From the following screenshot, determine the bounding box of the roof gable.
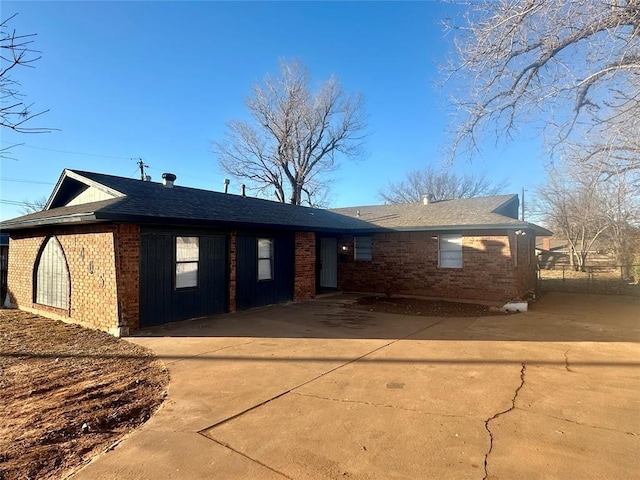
[46,169,125,209]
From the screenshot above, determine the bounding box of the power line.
[0,199,37,206]
[21,144,131,160]
[0,177,55,185]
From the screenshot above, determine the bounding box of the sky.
[0,1,549,221]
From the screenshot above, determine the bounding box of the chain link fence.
[538,265,640,296]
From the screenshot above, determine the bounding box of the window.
[354,236,373,260]
[176,236,199,288]
[35,237,69,309]
[439,234,462,268]
[257,238,273,280]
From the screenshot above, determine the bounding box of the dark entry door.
[139,230,228,327]
[319,237,338,288]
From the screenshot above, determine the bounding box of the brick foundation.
[294,231,316,301]
[338,231,537,302]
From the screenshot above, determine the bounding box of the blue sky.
[0,1,547,221]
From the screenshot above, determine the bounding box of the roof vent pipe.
[224,178,230,194]
[241,184,246,197]
[162,173,176,188]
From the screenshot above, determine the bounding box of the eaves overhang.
[1,213,103,232]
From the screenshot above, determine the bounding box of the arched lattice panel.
[34,236,70,309]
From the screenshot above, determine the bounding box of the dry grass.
[0,310,169,480]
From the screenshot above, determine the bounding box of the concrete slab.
[76,429,287,480]
[203,393,488,480]
[72,292,640,480]
[488,409,639,480]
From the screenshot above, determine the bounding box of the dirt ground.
[0,309,169,480]
[349,295,515,317]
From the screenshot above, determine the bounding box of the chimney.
[422,194,431,205]
[162,173,176,188]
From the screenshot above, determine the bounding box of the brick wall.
[338,231,536,302]
[294,231,316,301]
[7,224,142,335]
[113,224,140,333]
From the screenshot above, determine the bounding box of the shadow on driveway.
[134,291,640,343]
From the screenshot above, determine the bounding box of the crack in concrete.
[201,434,293,479]
[520,408,638,436]
[564,347,575,373]
[483,363,526,480]
[292,391,469,419]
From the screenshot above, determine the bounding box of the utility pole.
[134,158,148,181]
[521,187,525,221]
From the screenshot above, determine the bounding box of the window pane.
[176,261,198,288]
[258,238,273,259]
[440,251,462,268]
[176,236,199,261]
[440,235,462,250]
[354,236,373,260]
[258,258,272,280]
[439,234,462,268]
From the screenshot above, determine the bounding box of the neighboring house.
[535,237,618,268]
[1,169,551,336]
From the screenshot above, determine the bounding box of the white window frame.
[257,238,274,281]
[175,236,199,289]
[439,234,462,268]
[354,236,373,261]
[35,236,70,309]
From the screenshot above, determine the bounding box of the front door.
[319,237,338,288]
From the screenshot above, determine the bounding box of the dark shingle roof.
[1,169,552,235]
[1,170,377,233]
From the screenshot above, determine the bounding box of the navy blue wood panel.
[139,229,228,327]
[236,232,294,310]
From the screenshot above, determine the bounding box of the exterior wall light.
[341,245,348,251]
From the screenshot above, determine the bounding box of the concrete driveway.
[73,292,639,480]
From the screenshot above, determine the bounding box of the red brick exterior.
[294,231,316,301]
[7,224,140,335]
[338,231,537,302]
[113,224,140,331]
[7,222,536,335]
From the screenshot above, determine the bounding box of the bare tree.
[1,13,50,136]
[379,165,507,203]
[213,60,366,206]
[536,165,611,271]
[596,168,640,268]
[19,195,47,215]
[444,1,640,175]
